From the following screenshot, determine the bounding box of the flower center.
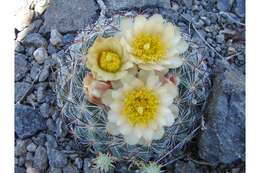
[123,87,160,127]
[132,33,166,63]
[98,51,122,73]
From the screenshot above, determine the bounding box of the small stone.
[234,0,245,18]
[15,82,31,103]
[217,0,234,12]
[15,139,30,156]
[45,134,57,149]
[26,47,35,57]
[47,148,67,168]
[26,167,40,173]
[47,118,56,132]
[216,34,225,43]
[26,152,34,161]
[26,142,37,152]
[62,34,75,44]
[18,157,25,166]
[23,33,48,48]
[55,118,68,138]
[74,157,83,169]
[15,105,47,139]
[15,166,26,173]
[49,167,62,173]
[183,0,192,8]
[83,158,91,173]
[50,29,63,46]
[15,42,25,53]
[63,164,78,173]
[47,43,58,54]
[40,103,51,118]
[16,19,43,42]
[33,146,48,171]
[33,47,48,64]
[15,53,29,81]
[174,161,201,173]
[30,64,41,80]
[36,86,46,102]
[38,67,49,82]
[35,0,50,15]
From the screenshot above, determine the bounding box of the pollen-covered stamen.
[132,33,166,63]
[98,51,122,73]
[123,87,160,127]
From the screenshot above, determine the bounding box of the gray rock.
[15,7,34,31]
[15,42,25,53]
[38,67,49,82]
[47,118,56,132]
[33,146,48,170]
[45,134,58,149]
[198,67,245,165]
[33,47,48,64]
[217,0,234,12]
[36,85,46,102]
[15,139,30,156]
[40,103,51,118]
[47,43,58,54]
[30,64,41,80]
[16,19,43,42]
[216,34,225,43]
[15,105,47,139]
[15,82,31,102]
[234,0,245,17]
[50,29,63,46]
[23,33,48,48]
[55,117,68,138]
[15,53,29,81]
[63,164,78,173]
[103,0,171,11]
[74,157,83,169]
[15,166,26,173]
[83,158,91,173]
[174,161,201,173]
[26,142,37,152]
[26,152,34,161]
[47,148,68,168]
[49,167,62,173]
[183,0,193,8]
[43,0,99,33]
[26,47,36,57]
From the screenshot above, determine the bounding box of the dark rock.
[74,157,83,169]
[15,139,30,156]
[40,103,51,118]
[15,105,47,139]
[234,0,245,17]
[15,42,25,53]
[15,82,31,102]
[55,117,68,138]
[47,148,68,168]
[26,142,37,152]
[217,0,234,12]
[33,146,48,171]
[43,0,99,33]
[15,166,26,173]
[30,64,41,81]
[62,34,75,44]
[83,158,91,173]
[198,67,245,165]
[63,164,78,173]
[47,43,58,54]
[103,0,171,11]
[15,53,29,81]
[38,67,49,82]
[174,161,201,173]
[23,33,48,48]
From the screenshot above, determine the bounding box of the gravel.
[33,146,48,170]
[15,82,31,102]
[23,33,48,48]
[50,29,63,46]
[47,148,68,168]
[15,105,47,139]
[33,47,48,64]
[15,53,29,81]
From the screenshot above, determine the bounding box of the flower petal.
[124,133,140,145]
[153,127,165,140]
[106,122,120,135]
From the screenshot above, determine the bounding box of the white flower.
[120,14,188,71]
[86,36,135,81]
[102,70,179,145]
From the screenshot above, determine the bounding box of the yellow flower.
[86,36,135,81]
[120,14,188,71]
[102,70,179,145]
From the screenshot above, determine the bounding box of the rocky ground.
[15,0,245,172]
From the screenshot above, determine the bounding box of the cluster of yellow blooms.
[83,14,188,145]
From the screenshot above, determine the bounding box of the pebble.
[40,103,51,118]
[55,118,68,138]
[38,67,49,82]
[47,118,56,132]
[83,158,91,173]
[34,0,50,15]
[47,43,58,54]
[216,34,225,43]
[23,33,48,48]
[15,53,29,81]
[15,139,30,156]
[26,47,35,57]
[33,47,48,64]
[15,166,26,173]
[47,148,68,168]
[234,0,245,18]
[15,42,25,53]
[49,167,62,173]
[62,34,75,44]
[217,0,234,12]
[30,64,41,80]
[74,157,83,169]
[26,152,34,161]
[15,8,34,31]
[63,164,78,173]
[33,146,48,171]
[26,142,37,152]
[50,29,63,46]
[15,82,31,103]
